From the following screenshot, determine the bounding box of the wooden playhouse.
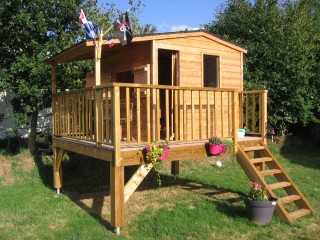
[45,30,313,234]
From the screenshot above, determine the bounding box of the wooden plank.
[110,164,125,228]
[252,93,256,133]
[113,86,122,166]
[214,91,217,135]
[206,91,210,139]
[232,91,239,151]
[53,147,64,189]
[136,89,141,143]
[53,137,113,161]
[146,88,151,142]
[124,163,153,203]
[156,89,160,140]
[174,90,179,140]
[220,92,224,137]
[199,91,203,139]
[261,91,268,144]
[183,90,187,140]
[191,91,195,139]
[105,88,110,143]
[171,161,180,175]
[228,92,232,136]
[287,209,312,222]
[125,88,130,143]
[165,89,170,139]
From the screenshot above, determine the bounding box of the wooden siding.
[155,35,243,91]
[100,41,152,75]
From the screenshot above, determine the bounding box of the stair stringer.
[236,141,314,223]
[259,142,315,215]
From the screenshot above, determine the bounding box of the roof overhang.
[45,30,247,65]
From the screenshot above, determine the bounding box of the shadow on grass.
[279,136,320,169]
[55,156,247,231]
[33,151,54,188]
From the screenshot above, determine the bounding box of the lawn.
[0,137,319,239]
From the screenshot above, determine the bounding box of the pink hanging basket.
[208,142,226,155]
[145,146,171,161]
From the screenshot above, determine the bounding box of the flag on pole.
[113,12,133,46]
[79,9,100,40]
[107,37,115,48]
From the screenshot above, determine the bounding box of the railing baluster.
[183,90,187,141]
[206,91,210,139]
[146,88,151,142]
[199,90,203,139]
[165,89,169,140]
[136,88,141,143]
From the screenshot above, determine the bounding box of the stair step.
[243,146,265,152]
[278,195,301,204]
[287,209,312,221]
[251,157,273,164]
[268,181,292,190]
[260,169,282,176]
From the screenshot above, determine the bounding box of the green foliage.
[146,140,170,186]
[208,136,224,145]
[205,0,320,134]
[0,0,154,153]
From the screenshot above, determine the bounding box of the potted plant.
[208,136,226,155]
[145,139,170,186]
[244,182,277,225]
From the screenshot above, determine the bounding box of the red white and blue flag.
[79,9,100,40]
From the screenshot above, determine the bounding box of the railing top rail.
[94,82,238,92]
[55,87,94,96]
[239,90,268,94]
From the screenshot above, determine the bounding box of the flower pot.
[208,142,226,155]
[244,198,277,225]
[158,148,170,161]
[145,146,170,161]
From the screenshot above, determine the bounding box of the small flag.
[113,12,133,46]
[79,9,100,40]
[107,37,114,48]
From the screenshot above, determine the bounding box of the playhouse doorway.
[158,49,179,139]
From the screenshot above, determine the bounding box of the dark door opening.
[158,49,178,139]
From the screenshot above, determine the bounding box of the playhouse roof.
[45,30,247,65]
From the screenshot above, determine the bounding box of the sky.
[99,0,226,32]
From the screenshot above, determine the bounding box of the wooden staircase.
[236,140,314,223]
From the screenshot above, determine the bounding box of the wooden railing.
[53,83,242,146]
[239,90,268,140]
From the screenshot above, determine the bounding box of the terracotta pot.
[208,142,226,155]
[244,198,277,225]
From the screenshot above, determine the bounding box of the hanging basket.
[145,146,171,161]
[244,198,277,225]
[208,142,226,155]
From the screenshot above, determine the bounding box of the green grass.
[0,137,319,239]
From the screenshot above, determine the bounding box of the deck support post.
[53,147,64,190]
[110,85,124,230]
[110,163,125,231]
[171,161,180,177]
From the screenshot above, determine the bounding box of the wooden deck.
[52,83,268,233]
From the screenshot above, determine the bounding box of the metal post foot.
[115,227,120,235]
[56,188,61,195]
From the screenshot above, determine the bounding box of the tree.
[0,0,155,154]
[205,0,320,134]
